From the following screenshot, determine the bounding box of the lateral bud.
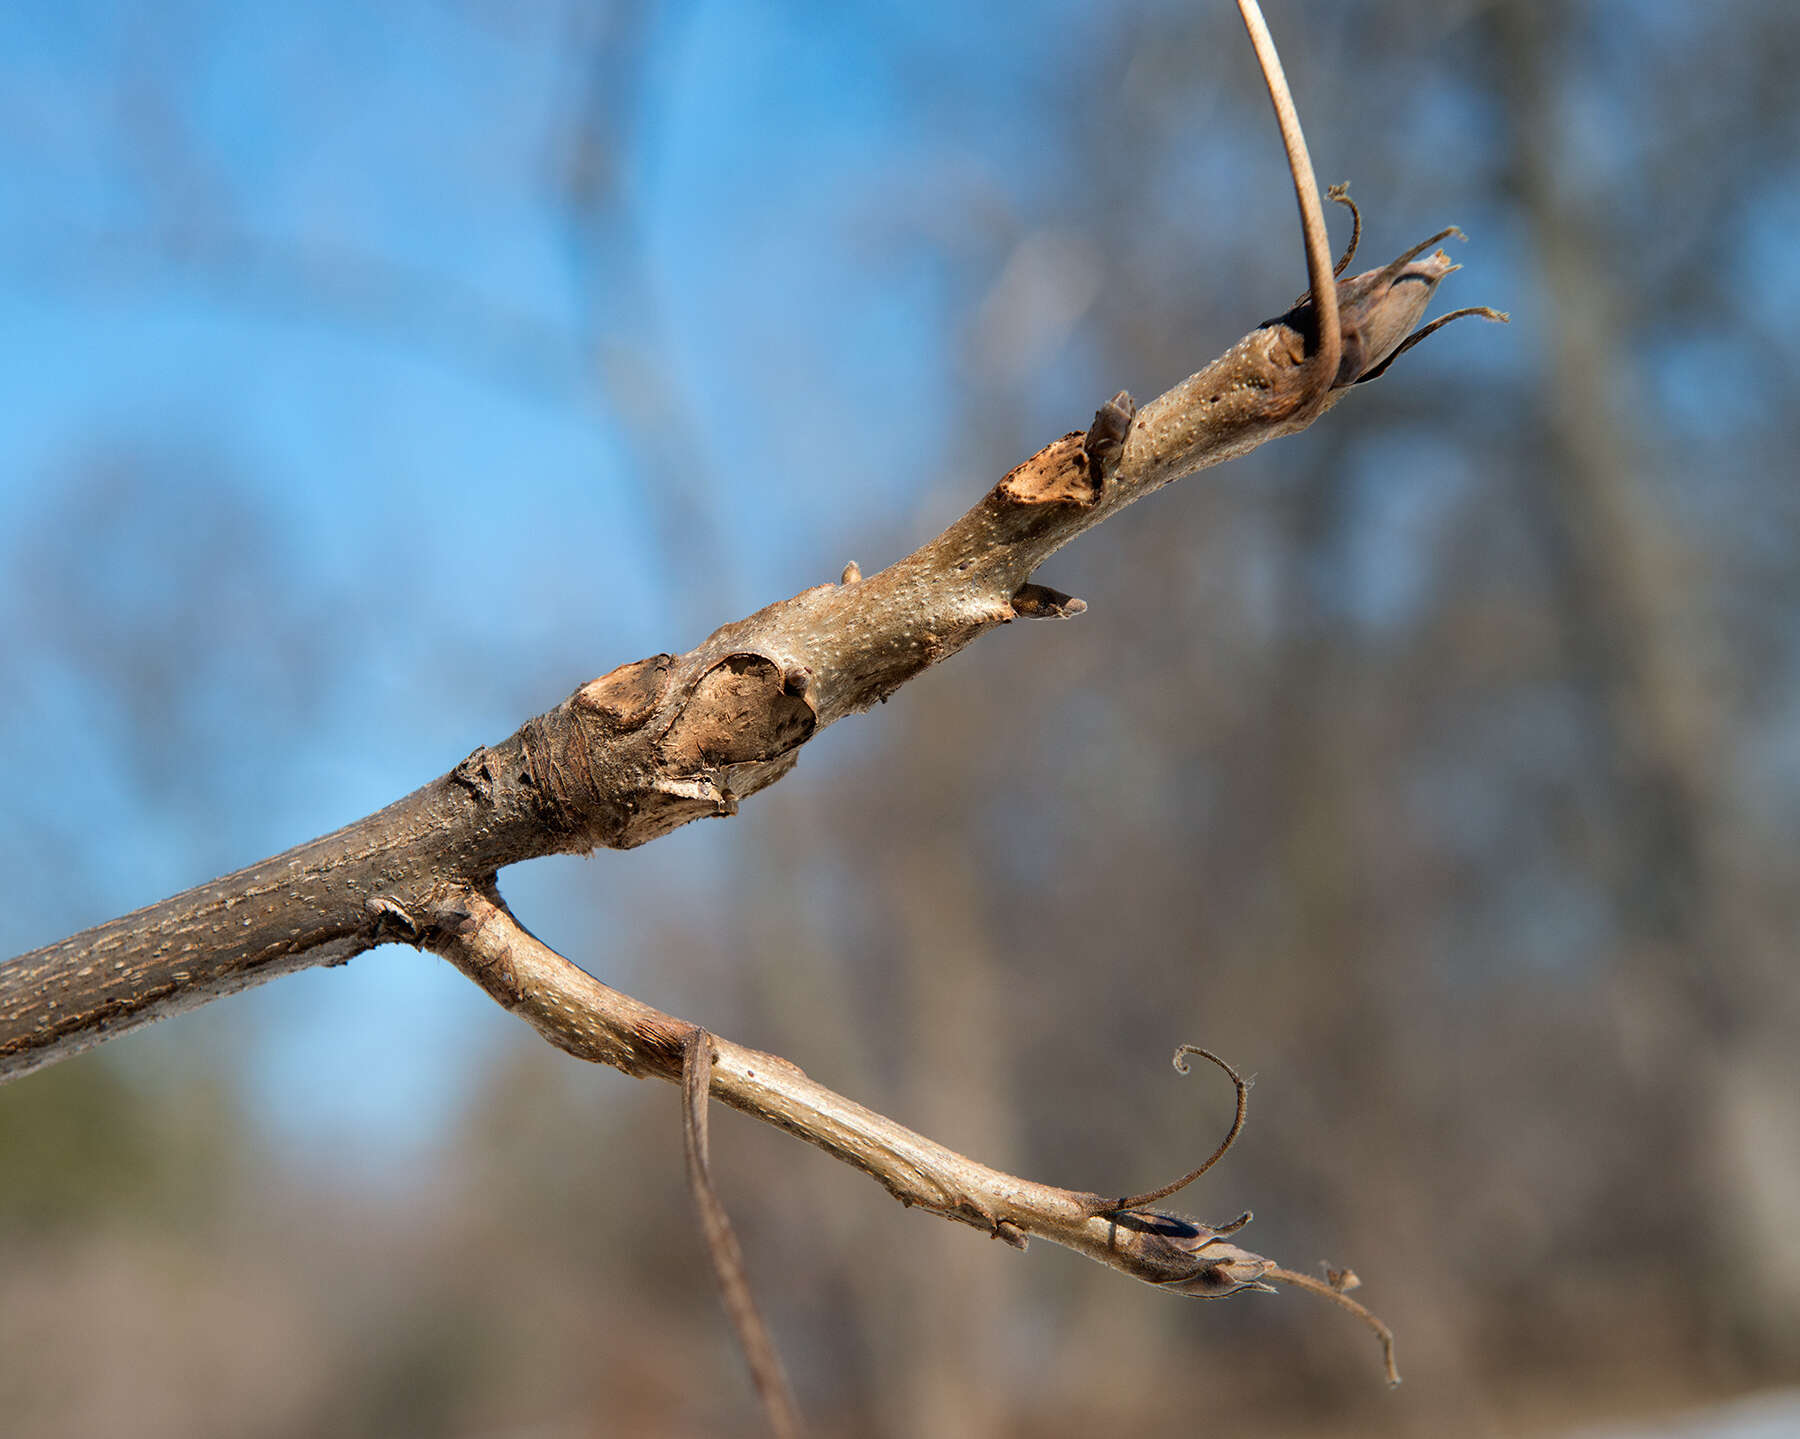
[1099,1209,1277,1298]
[1011,582,1087,620]
[1084,389,1137,484]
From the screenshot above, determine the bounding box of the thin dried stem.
[683,1030,806,1439]
[1265,1265,1401,1387]
[1237,0,1340,400]
[1354,304,1512,384]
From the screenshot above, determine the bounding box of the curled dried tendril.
[1354,302,1512,384]
[1090,1042,1402,1386]
[1329,182,1362,276]
[1093,1045,1252,1217]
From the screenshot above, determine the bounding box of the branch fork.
[420,885,1400,1399]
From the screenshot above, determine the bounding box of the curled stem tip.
[1327,182,1361,276]
[1355,304,1512,385]
[1266,1265,1401,1388]
[1100,1045,1250,1214]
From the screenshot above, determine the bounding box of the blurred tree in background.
[3,1,1797,1435]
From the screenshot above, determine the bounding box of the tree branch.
[0,5,1498,1402]
[0,219,1486,1079]
[418,883,1311,1307]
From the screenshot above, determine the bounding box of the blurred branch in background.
[551,0,741,634]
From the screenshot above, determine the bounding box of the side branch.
[418,885,1329,1310]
